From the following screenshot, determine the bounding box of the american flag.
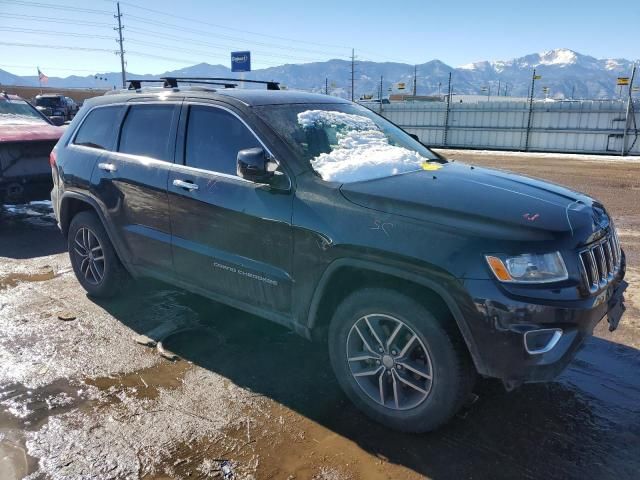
[37,67,48,85]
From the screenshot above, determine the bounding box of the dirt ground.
[1,151,639,480]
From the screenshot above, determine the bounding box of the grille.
[578,228,622,292]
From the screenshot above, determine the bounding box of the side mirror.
[237,147,273,183]
[409,133,420,142]
[50,116,65,126]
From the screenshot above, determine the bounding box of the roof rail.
[161,77,280,90]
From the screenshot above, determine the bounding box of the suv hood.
[0,123,64,143]
[340,162,604,241]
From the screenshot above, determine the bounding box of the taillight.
[49,150,57,167]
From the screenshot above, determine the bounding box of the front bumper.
[460,258,627,385]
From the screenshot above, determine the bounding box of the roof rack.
[161,77,280,90]
[127,79,172,90]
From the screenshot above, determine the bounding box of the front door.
[168,103,294,314]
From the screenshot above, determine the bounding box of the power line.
[0,0,112,15]
[0,12,112,28]
[0,64,105,73]
[124,35,333,64]
[123,14,350,59]
[112,0,350,50]
[0,41,115,53]
[0,26,113,40]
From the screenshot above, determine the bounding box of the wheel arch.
[306,258,483,372]
[59,192,134,275]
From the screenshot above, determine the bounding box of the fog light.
[523,328,562,355]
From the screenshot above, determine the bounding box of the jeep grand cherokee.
[50,79,627,432]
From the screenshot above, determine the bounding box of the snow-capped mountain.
[0,49,635,100]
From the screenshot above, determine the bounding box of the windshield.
[254,103,440,183]
[36,97,63,107]
[0,99,49,125]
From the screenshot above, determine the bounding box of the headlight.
[485,252,568,283]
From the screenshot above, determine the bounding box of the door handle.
[173,179,199,191]
[97,162,117,172]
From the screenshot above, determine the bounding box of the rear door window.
[184,105,261,175]
[73,106,123,150]
[119,104,176,161]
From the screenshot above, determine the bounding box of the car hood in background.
[0,122,64,143]
[340,161,603,242]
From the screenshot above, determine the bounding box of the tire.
[67,210,127,298]
[328,288,475,433]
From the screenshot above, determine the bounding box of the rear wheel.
[328,288,475,432]
[68,210,126,297]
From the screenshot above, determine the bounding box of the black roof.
[96,87,349,108]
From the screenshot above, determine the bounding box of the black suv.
[35,94,79,122]
[50,79,627,432]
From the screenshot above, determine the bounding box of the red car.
[0,92,64,204]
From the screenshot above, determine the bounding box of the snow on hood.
[297,109,428,183]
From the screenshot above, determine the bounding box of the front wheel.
[68,210,127,298]
[328,288,475,432]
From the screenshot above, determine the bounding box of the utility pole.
[524,68,539,151]
[115,2,126,89]
[379,75,383,114]
[497,80,501,98]
[325,77,329,95]
[350,48,355,102]
[622,62,637,156]
[443,72,452,146]
[413,65,417,96]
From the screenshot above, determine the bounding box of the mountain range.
[0,49,636,99]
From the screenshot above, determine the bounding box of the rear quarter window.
[73,106,123,150]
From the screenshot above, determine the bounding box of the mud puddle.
[0,265,59,290]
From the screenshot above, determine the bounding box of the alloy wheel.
[73,227,105,285]
[346,313,434,410]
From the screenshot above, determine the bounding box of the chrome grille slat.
[578,228,621,293]
[603,240,613,276]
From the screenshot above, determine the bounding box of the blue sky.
[1,0,638,78]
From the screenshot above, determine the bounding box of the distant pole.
[524,68,538,151]
[325,77,329,95]
[115,2,126,88]
[438,81,441,96]
[570,84,575,100]
[443,72,452,146]
[350,48,355,102]
[497,80,501,97]
[622,62,637,156]
[413,65,417,96]
[378,75,382,115]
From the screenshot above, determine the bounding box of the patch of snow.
[539,48,578,66]
[297,110,376,131]
[604,59,621,71]
[297,109,427,183]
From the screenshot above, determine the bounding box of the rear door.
[91,101,180,275]
[168,102,294,314]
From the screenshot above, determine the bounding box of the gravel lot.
[1,151,639,479]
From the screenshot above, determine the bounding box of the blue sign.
[231,51,251,72]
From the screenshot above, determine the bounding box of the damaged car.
[1,92,64,204]
[49,78,627,432]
